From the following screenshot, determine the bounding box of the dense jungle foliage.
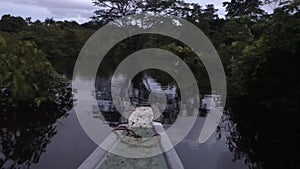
[1,0,299,109]
[0,0,299,168]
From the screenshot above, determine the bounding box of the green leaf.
[36,99,42,107]
[32,83,39,90]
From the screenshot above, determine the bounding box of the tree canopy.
[0,0,299,167]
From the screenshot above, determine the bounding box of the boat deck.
[78,122,183,169]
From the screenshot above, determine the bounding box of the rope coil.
[113,126,161,147]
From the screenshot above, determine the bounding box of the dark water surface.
[0,71,245,169]
[1,69,298,169]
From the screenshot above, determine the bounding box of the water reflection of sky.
[175,116,247,169]
[29,74,248,169]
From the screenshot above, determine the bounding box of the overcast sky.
[0,0,273,24]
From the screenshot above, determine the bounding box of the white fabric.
[128,107,154,128]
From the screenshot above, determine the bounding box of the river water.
[1,68,297,169]
[0,70,248,169]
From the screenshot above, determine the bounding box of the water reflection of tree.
[224,98,300,169]
[95,70,181,125]
[0,98,72,169]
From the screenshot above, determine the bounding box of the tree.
[226,2,300,168]
[25,17,32,25]
[202,4,219,20]
[44,17,55,26]
[92,0,142,22]
[223,0,266,20]
[92,0,183,22]
[0,39,71,108]
[0,14,27,33]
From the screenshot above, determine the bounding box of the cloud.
[0,0,228,23]
[0,0,274,23]
[0,0,97,23]
[16,0,96,10]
